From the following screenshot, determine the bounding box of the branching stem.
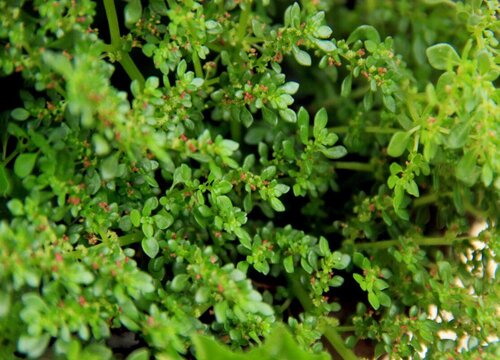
[103,0,145,88]
[354,236,473,250]
[288,273,358,360]
[333,161,373,172]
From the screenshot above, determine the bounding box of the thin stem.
[118,231,143,246]
[230,118,241,143]
[237,2,252,41]
[336,326,356,332]
[330,126,398,135]
[103,0,145,88]
[205,77,220,86]
[120,52,146,88]
[333,161,373,172]
[288,273,358,360]
[192,50,204,79]
[103,0,121,47]
[413,193,439,207]
[2,150,18,166]
[354,236,473,250]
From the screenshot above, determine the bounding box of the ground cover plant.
[0,0,499,359]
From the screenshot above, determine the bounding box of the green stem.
[103,0,145,88]
[192,50,204,79]
[120,52,146,88]
[413,193,439,207]
[103,0,121,47]
[333,161,373,172]
[336,326,356,332]
[237,2,252,41]
[230,119,241,143]
[2,150,18,166]
[354,236,473,250]
[118,231,143,246]
[329,126,398,134]
[205,77,220,86]
[288,273,358,360]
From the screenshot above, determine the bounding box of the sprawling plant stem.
[103,0,145,88]
[289,273,358,360]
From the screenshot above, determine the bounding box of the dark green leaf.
[14,153,37,178]
[0,164,13,197]
[125,0,143,27]
[11,108,30,121]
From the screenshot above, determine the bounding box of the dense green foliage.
[0,0,498,359]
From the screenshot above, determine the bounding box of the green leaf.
[315,25,332,39]
[173,164,192,185]
[279,109,297,123]
[153,212,174,229]
[282,139,296,159]
[125,0,143,27]
[319,237,329,255]
[126,348,150,360]
[382,95,396,112]
[347,25,381,44]
[130,209,141,227]
[214,180,233,195]
[0,164,13,197]
[14,153,38,178]
[281,82,299,95]
[195,287,210,304]
[11,108,30,121]
[321,146,347,159]
[447,122,470,149]
[405,180,419,197]
[92,134,110,156]
[292,46,312,66]
[7,199,24,216]
[378,292,391,307]
[142,223,154,238]
[426,43,460,70]
[171,274,189,292]
[340,75,352,97]
[214,301,228,323]
[18,334,51,358]
[368,291,380,310]
[143,197,159,216]
[482,163,493,186]
[100,154,119,180]
[149,0,168,15]
[193,325,330,360]
[262,107,278,126]
[456,152,479,186]
[387,131,410,157]
[235,228,252,249]
[313,108,328,138]
[297,107,309,144]
[142,237,159,258]
[240,107,254,128]
[283,256,294,273]
[270,197,285,212]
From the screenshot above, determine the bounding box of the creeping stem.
[103,0,145,88]
[288,273,358,360]
[353,236,473,250]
